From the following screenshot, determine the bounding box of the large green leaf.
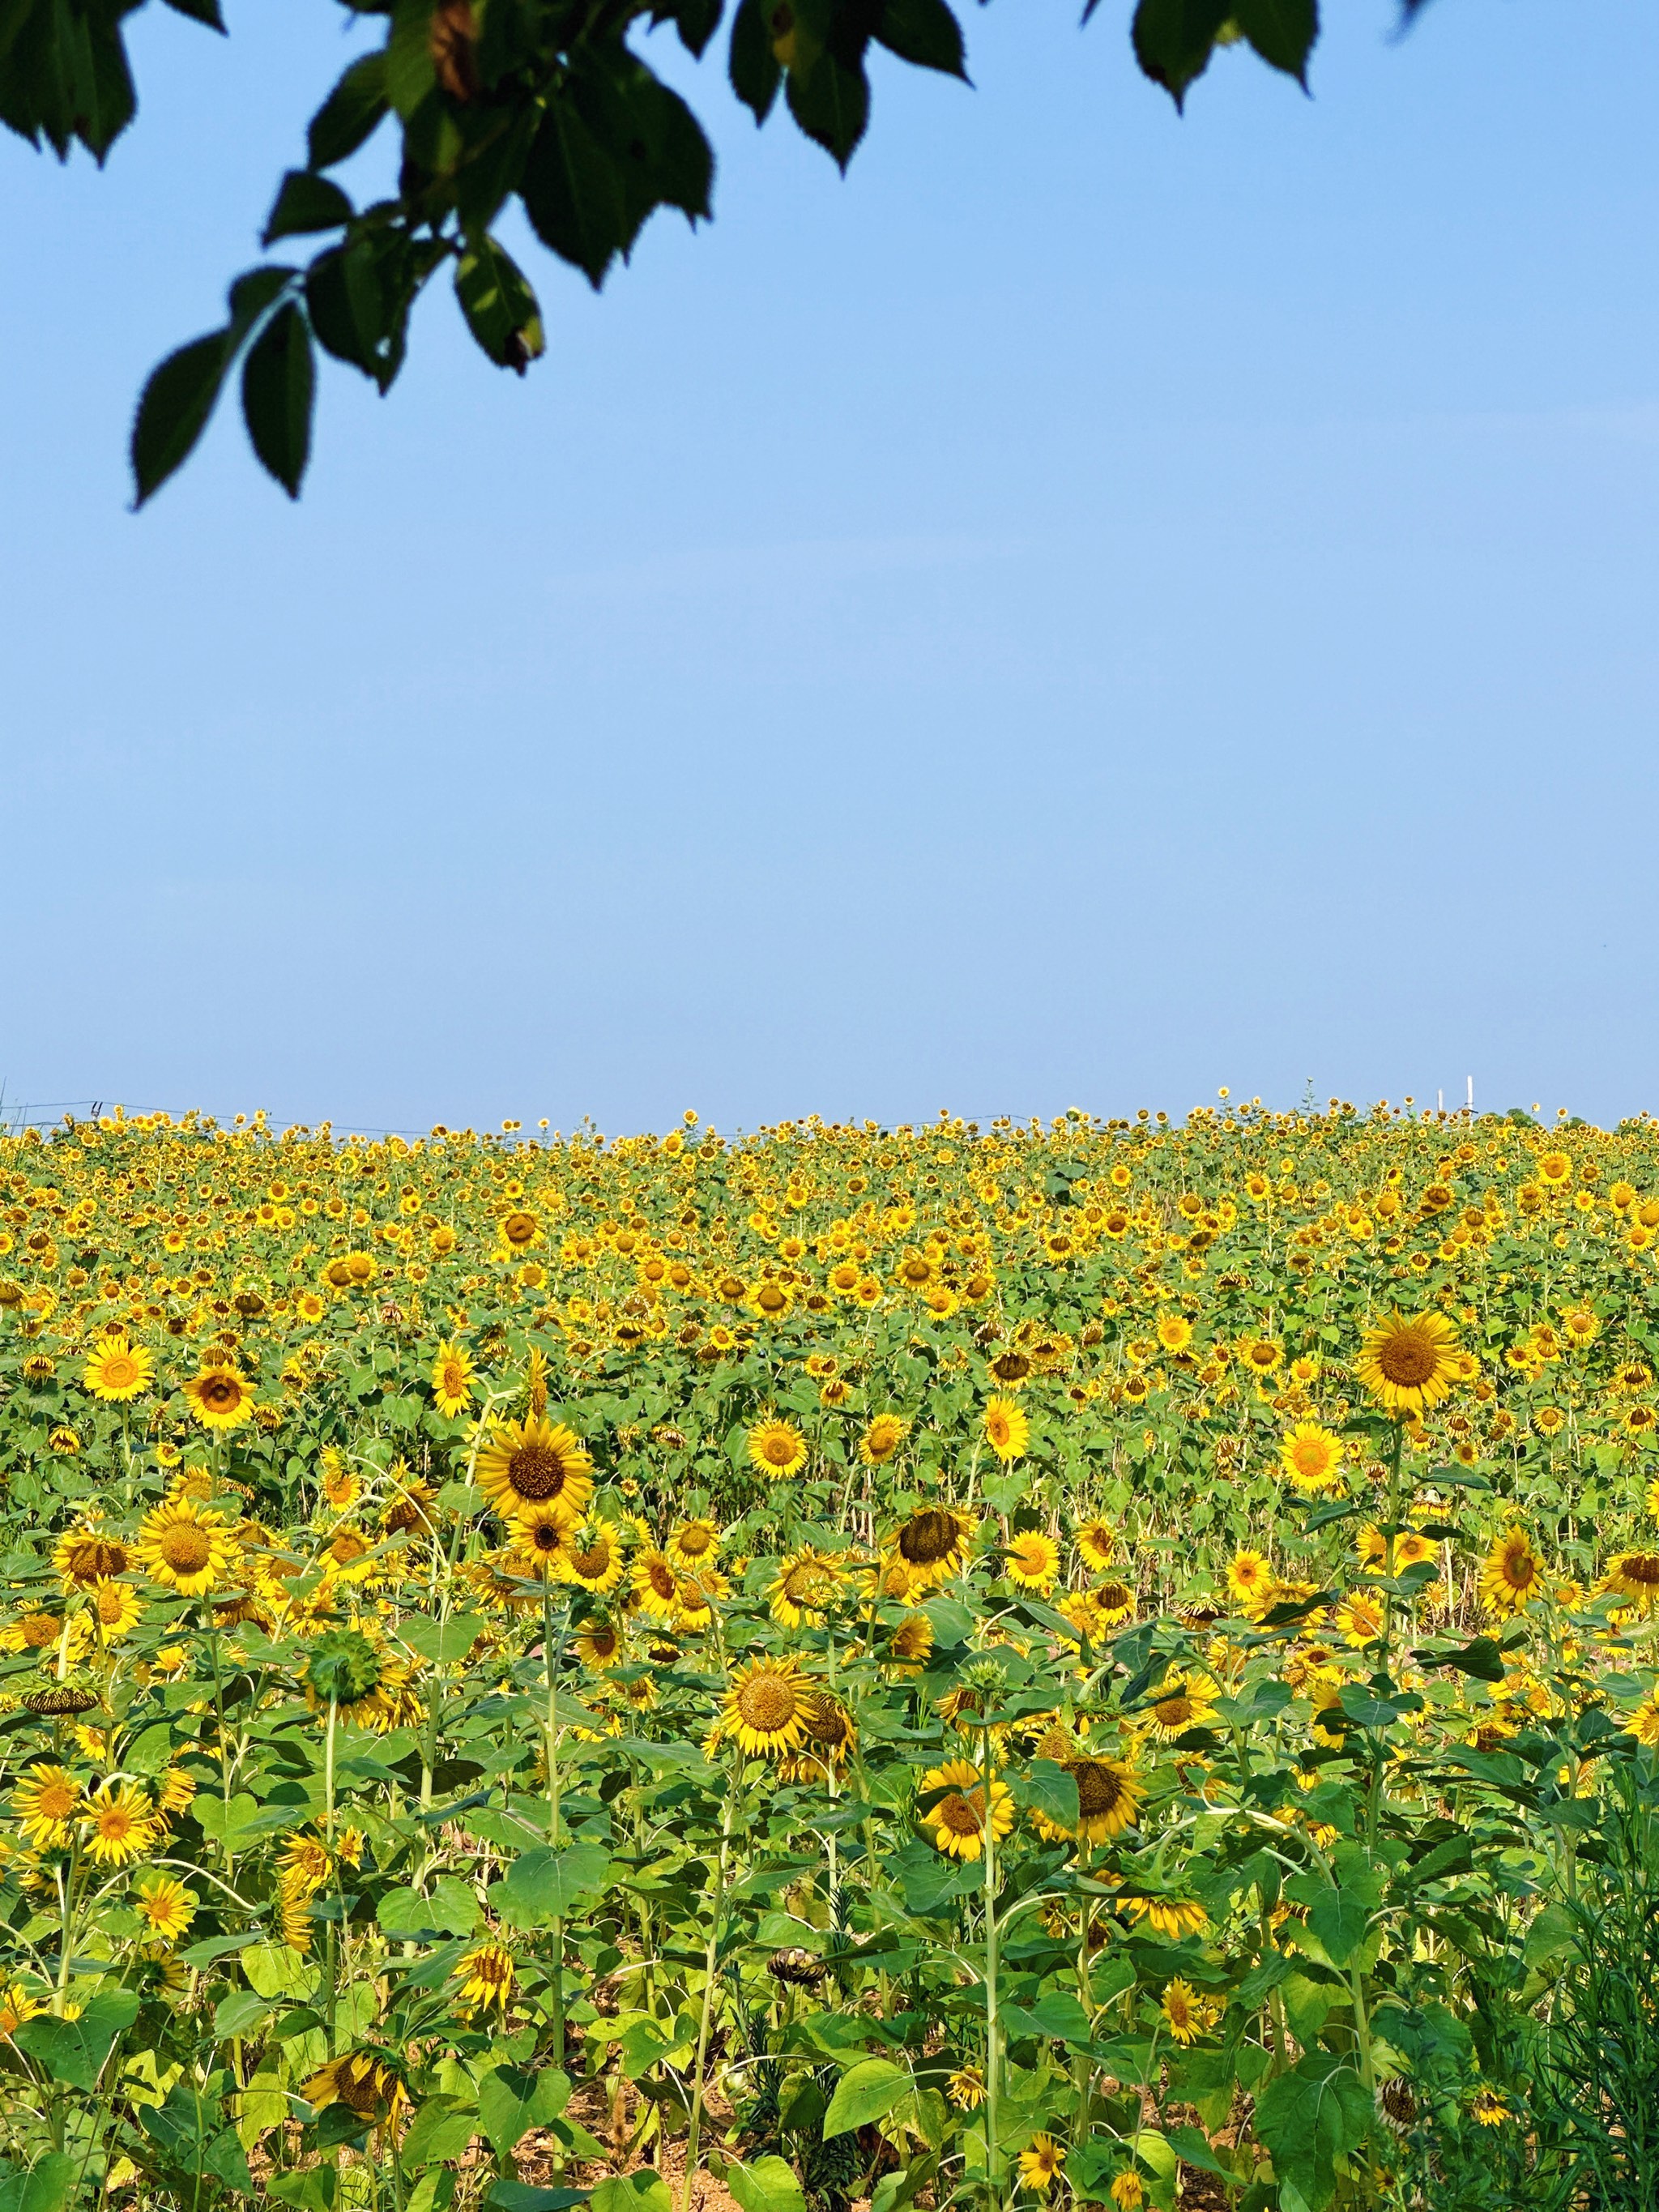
[723,2156,806,2212]
[0,2154,75,2212]
[241,301,315,497]
[15,1989,139,2090]
[1252,2059,1371,2212]
[478,2064,570,2155]
[1232,0,1317,83]
[823,2058,911,2138]
[497,1841,612,1927]
[1128,0,1232,109]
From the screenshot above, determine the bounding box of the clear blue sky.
[4,2,1657,1137]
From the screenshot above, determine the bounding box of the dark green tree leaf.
[785,45,870,169]
[729,0,784,122]
[306,52,390,171]
[160,0,228,28]
[521,97,631,288]
[874,0,967,80]
[1233,0,1317,83]
[241,301,315,497]
[264,169,354,245]
[130,332,232,509]
[1128,0,1234,109]
[455,237,547,371]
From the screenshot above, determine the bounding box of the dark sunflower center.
[1379,1330,1437,1386]
[160,1525,211,1573]
[939,1791,983,1834]
[898,1509,957,1566]
[508,1444,569,1501]
[737,1674,797,1732]
[1069,1759,1124,1817]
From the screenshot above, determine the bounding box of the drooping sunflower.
[1076,1519,1116,1574]
[1356,1311,1461,1416]
[1145,1668,1220,1739]
[778,1690,858,1783]
[53,1524,130,1587]
[135,1499,240,1599]
[454,1940,515,2015]
[1003,1531,1060,1595]
[919,1758,1016,1861]
[747,1416,808,1480]
[1049,1754,1142,1843]
[476,1416,593,1528]
[1480,1527,1545,1618]
[1124,1893,1209,1940]
[134,1875,197,1945]
[1017,2136,1065,2193]
[768,1548,845,1629]
[82,1334,154,1402]
[12,1766,80,1851]
[857,1414,909,1468]
[1279,1422,1346,1497]
[723,1656,812,1758]
[301,2049,409,2124]
[1092,1578,1137,1628]
[181,1362,256,1432]
[81,1781,158,1866]
[1606,1549,1659,1617]
[429,1339,476,1418]
[889,1505,978,1589]
[983,1396,1029,1462]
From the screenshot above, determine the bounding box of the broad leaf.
[1129,0,1234,108]
[823,2057,910,2138]
[241,301,315,498]
[130,332,231,508]
[15,1990,139,2090]
[1232,0,1317,83]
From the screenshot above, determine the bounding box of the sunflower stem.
[682,1764,736,2212]
[980,1723,1002,2210]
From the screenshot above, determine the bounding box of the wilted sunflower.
[747,1416,808,1480]
[182,1362,256,1431]
[723,1656,812,1757]
[476,1416,593,1528]
[1279,1422,1346,1496]
[919,1758,1015,1860]
[1356,1311,1461,1416]
[1124,1893,1208,1939]
[301,2049,409,2125]
[889,1505,978,1589]
[454,1940,516,2015]
[983,1395,1029,1462]
[1606,1549,1659,1616]
[82,1334,153,1402]
[53,1524,130,1587]
[135,1499,240,1599]
[1480,1528,1545,1618]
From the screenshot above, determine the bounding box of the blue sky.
[3,1,1657,1137]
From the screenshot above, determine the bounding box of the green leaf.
[1021,1759,1079,1836]
[1129,0,1234,109]
[521,99,630,288]
[160,0,227,25]
[399,1612,488,1663]
[270,2171,338,2212]
[823,2058,910,2138]
[497,1842,612,1928]
[0,2154,75,2212]
[15,1989,139,2090]
[1415,1634,1508,1684]
[264,170,353,245]
[308,53,390,169]
[1252,2059,1371,2212]
[400,2097,480,2169]
[722,2156,806,2212]
[874,0,966,79]
[488,2190,591,2212]
[588,2179,671,2212]
[728,0,783,122]
[785,45,870,171]
[195,1792,260,1843]
[1162,2124,1239,2187]
[130,332,231,508]
[454,241,546,373]
[213,1988,273,2038]
[386,0,438,118]
[1231,0,1316,83]
[478,2065,570,2156]
[241,302,315,498]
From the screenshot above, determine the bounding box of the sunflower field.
[3,1100,1659,2212]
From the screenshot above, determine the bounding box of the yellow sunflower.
[768,1548,845,1629]
[82,1334,153,1402]
[81,1781,158,1866]
[632,1548,684,1624]
[91,1580,143,1638]
[53,1525,130,1587]
[476,1416,593,1528]
[1076,1518,1117,1573]
[919,1758,1016,1861]
[454,1941,515,2015]
[1226,1548,1273,1614]
[135,1499,240,1599]
[574,1617,625,1669]
[181,1362,256,1431]
[667,1518,722,1569]
[134,1875,197,1945]
[1279,1422,1346,1496]
[429,1339,475,1418]
[1480,1527,1544,1618]
[13,1766,80,1851]
[983,1396,1029,1462]
[1606,1549,1659,1616]
[1004,1531,1060,1595]
[1017,2136,1064,2193]
[857,1413,909,1467]
[888,1505,978,1590]
[301,2050,408,2124]
[1124,1894,1208,1940]
[1355,1311,1461,1416]
[561,1519,626,1596]
[1060,1755,1142,1843]
[1145,1668,1219,1738]
[1161,1979,1205,2045]
[747,1416,808,1480]
[723,1656,812,1757]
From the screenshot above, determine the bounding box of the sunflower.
[301,2050,409,2124]
[91,1580,143,1638]
[1161,1979,1205,2045]
[575,1617,625,1669]
[988,1348,1033,1390]
[429,1339,475,1417]
[53,1525,130,1587]
[561,1519,625,1596]
[1623,1689,1659,1747]
[1226,1548,1273,1614]
[633,1549,684,1624]
[769,1548,845,1629]
[857,1413,908,1468]
[0,1986,44,2039]
[1156,1311,1194,1355]
[983,1396,1029,1462]
[1469,2088,1512,2128]
[723,1656,812,1757]
[1480,1527,1544,1618]
[1017,2136,1064,2193]
[476,1416,593,1528]
[13,1766,80,1851]
[1124,1894,1208,1940]
[82,1334,153,1402]
[135,1499,240,1598]
[1279,1422,1346,1496]
[1092,1578,1137,1627]
[82,1781,158,1866]
[1355,1311,1461,1416]
[454,1941,515,2015]
[1060,1755,1142,1843]
[1606,1550,1659,1616]
[1145,1668,1219,1738]
[181,1362,256,1431]
[778,1690,858,1782]
[885,1615,935,1669]
[1076,1519,1116,1573]
[1335,1590,1386,1647]
[1110,2176,1146,2212]
[946,2065,985,2111]
[747,1416,808,1480]
[134,1874,197,1945]
[919,1759,1016,1861]
[1004,1531,1060,1595]
[667,1518,722,1569]
[889,1505,977,1589]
